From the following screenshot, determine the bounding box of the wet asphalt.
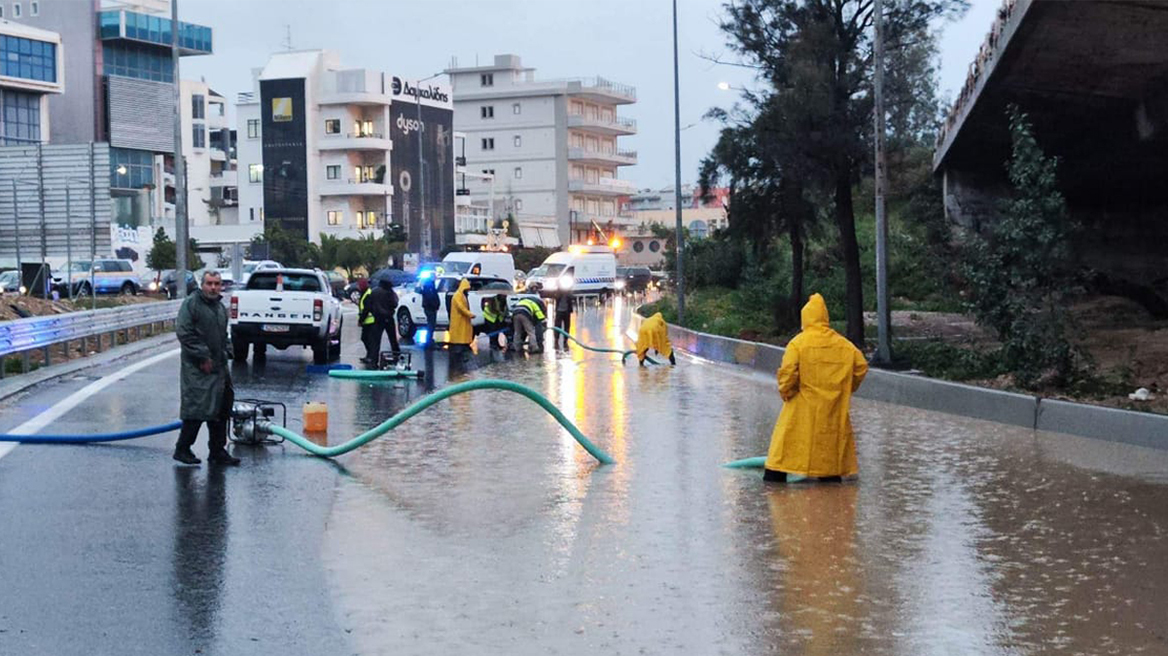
[2,297,1168,655]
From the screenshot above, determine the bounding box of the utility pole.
[416,88,428,260]
[872,0,892,363]
[672,0,686,325]
[172,0,188,298]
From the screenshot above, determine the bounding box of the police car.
[396,273,514,342]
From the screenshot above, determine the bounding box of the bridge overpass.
[934,0,1168,309]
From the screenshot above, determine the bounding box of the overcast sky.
[180,0,1002,190]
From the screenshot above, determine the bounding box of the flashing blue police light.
[416,328,430,345]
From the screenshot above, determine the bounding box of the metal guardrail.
[0,299,182,377]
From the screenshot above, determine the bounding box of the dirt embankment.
[881,295,1168,414]
[0,293,163,322]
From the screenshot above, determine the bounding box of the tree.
[146,227,200,272]
[716,0,966,346]
[249,224,317,268]
[963,106,1081,388]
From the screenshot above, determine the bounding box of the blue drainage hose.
[0,420,184,444]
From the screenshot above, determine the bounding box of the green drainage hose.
[551,327,659,365]
[723,456,767,469]
[269,378,615,465]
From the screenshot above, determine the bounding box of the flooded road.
[2,298,1167,654]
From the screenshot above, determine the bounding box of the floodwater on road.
[1,297,1167,655]
[324,297,1168,655]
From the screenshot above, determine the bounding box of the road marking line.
[0,348,181,461]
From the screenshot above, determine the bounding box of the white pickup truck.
[228,268,344,364]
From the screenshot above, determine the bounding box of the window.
[513,135,521,148]
[514,167,522,179]
[1,36,57,83]
[633,240,644,253]
[109,148,154,189]
[327,210,342,226]
[324,119,340,134]
[512,102,521,115]
[649,240,661,253]
[481,169,495,176]
[361,211,377,228]
[481,138,494,150]
[191,94,205,119]
[481,73,493,86]
[260,208,264,221]
[191,124,205,148]
[13,3,20,18]
[249,208,255,221]
[31,2,38,16]
[0,91,40,145]
[326,165,340,180]
[515,199,523,211]
[1,7,4,18]
[248,164,263,183]
[358,120,373,137]
[101,42,170,83]
[247,119,260,138]
[481,106,494,119]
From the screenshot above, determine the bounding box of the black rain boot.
[763,469,788,483]
[208,450,241,466]
[173,448,201,465]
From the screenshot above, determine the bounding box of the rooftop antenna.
[282,24,294,52]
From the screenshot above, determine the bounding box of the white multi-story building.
[446,54,637,248]
[236,50,454,251]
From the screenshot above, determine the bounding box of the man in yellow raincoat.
[765,294,868,482]
[447,278,475,359]
[635,312,676,366]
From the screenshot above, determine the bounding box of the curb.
[630,312,1168,449]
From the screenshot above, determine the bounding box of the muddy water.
[324,298,1168,655]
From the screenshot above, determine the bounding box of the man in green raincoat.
[174,270,239,465]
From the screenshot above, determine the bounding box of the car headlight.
[615,280,626,290]
[561,276,574,289]
[18,285,27,294]
[148,281,158,291]
[545,279,558,291]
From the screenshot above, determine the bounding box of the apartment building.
[446,54,637,247]
[237,50,454,253]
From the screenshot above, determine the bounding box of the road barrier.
[630,311,1168,450]
[0,300,181,377]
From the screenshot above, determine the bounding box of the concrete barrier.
[633,310,1168,449]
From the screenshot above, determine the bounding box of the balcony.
[209,149,227,162]
[318,132,393,152]
[209,170,238,187]
[560,77,637,104]
[568,147,637,167]
[455,213,492,235]
[567,177,637,197]
[319,180,392,197]
[567,114,637,136]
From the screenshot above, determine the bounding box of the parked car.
[239,260,283,286]
[344,268,414,303]
[525,266,547,294]
[323,270,347,299]
[158,270,197,299]
[229,268,344,364]
[396,274,513,342]
[0,269,20,293]
[619,266,653,293]
[52,259,142,296]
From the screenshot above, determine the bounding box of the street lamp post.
[172,0,188,299]
[672,0,685,325]
[415,72,445,261]
[872,0,892,363]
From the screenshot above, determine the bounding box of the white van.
[440,251,516,283]
[539,245,617,296]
